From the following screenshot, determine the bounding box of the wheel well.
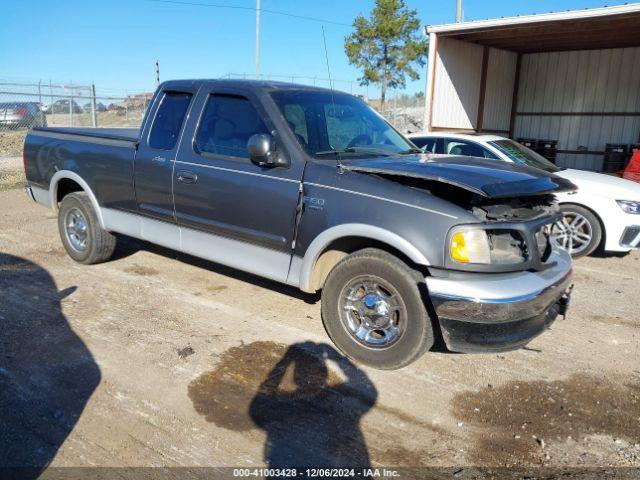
[559,202,606,247]
[56,178,84,204]
[308,236,429,292]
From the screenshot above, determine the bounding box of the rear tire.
[552,204,602,258]
[58,192,116,264]
[321,248,434,370]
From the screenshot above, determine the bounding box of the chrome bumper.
[426,248,573,352]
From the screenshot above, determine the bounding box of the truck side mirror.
[247,134,288,167]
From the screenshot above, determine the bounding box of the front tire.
[321,248,434,370]
[58,192,116,264]
[552,204,602,258]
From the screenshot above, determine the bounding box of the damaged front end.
[343,155,574,273]
[443,194,561,273]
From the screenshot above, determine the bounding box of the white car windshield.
[490,139,560,173]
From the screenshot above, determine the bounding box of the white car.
[408,132,640,258]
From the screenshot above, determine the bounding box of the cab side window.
[148,92,193,150]
[443,139,497,159]
[195,95,269,159]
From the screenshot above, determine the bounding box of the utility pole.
[255,0,261,79]
[456,0,463,22]
[154,59,160,87]
[90,82,98,127]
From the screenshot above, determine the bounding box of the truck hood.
[555,168,640,201]
[341,154,576,199]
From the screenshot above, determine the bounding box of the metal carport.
[423,3,640,171]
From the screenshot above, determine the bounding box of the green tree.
[344,0,428,109]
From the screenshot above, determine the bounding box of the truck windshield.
[490,139,560,173]
[270,90,416,158]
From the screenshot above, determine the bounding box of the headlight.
[616,200,640,214]
[449,228,527,265]
[450,229,491,264]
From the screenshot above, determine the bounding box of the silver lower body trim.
[101,208,292,284]
[27,185,52,208]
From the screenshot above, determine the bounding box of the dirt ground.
[0,132,26,158]
[1,157,639,478]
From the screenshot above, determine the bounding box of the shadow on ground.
[112,235,319,304]
[0,253,100,475]
[189,341,377,469]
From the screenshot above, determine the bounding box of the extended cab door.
[172,86,304,283]
[134,88,195,221]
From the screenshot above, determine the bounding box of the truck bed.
[32,126,139,142]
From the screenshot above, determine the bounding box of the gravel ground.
[0,132,26,157]
[0,164,639,478]
[0,155,23,191]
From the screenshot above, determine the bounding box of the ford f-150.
[23,79,574,369]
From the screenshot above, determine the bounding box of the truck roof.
[160,78,344,95]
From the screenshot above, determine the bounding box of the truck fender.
[294,223,430,292]
[49,170,105,228]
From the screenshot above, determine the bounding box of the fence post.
[69,83,74,127]
[90,82,98,127]
[49,80,53,121]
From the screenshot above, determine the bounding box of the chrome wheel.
[64,207,88,252]
[551,212,593,255]
[338,275,406,349]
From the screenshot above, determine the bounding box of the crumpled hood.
[556,168,640,200]
[341,154,576,198]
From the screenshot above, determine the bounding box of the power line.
[146,0,351,27]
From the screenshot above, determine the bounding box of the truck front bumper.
[426,249,573,353]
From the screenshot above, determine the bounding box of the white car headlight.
[616,200,640,214]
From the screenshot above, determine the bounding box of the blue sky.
[0,0,629,97]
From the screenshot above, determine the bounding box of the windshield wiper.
[314,147,357,156]
[314,146,392,157]
[399,147,423,154]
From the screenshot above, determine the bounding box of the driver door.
[172,86,304,282]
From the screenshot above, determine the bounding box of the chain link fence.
[0,80,152,157]
[0,76,426,158]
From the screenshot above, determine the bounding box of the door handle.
[152,155,166,163]
[177,170,198,184]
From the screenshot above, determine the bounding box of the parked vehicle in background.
[83,102,107,113]
[23,80,574,369]
[47,99,83,114]
[107,103,125,114]
[409,133,640,258]
[0,102,46,129]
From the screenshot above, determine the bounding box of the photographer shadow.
[249,342,378,470]
[0,253,100,477]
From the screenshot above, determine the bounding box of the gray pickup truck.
[24,79,574,369]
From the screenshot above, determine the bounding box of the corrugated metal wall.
[431,39,516,132]
[482,48,518,132]
[514,47,640,171]
[431,37,483,129]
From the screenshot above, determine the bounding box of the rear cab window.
[148,91,193,150]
